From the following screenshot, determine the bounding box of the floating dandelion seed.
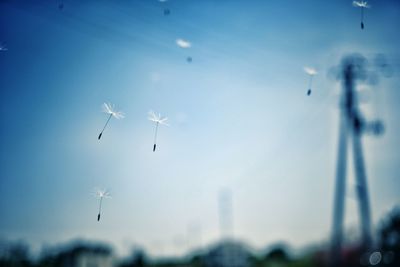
[98,103,124,140]
[353,1,370,29]
[0,44,8,51]
[148,110,168,152]
[93,188,111,222]
[158,0,170,16]
[304,67,317,96]
[176,39,192,62]
[176,39,191,49]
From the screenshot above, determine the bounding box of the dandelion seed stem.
[98,197,103,214]
[99,113,113,139]
[153,122,159,151]
[308,75,313,91]
[361,7,364,23]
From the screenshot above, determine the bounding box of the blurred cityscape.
[1,206,399,267]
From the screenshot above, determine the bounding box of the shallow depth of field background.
[0,0,400,266]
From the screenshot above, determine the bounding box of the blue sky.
[0,0,400,257]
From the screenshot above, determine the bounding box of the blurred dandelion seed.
[0,44,8,51]
[176,39,191,49]
[304,67,317,96]
[93,188,111,222]
[98,103,124,140]
[176,39,192,62]
[353,1,370,29]
[148,110,168,152]
[158,0,170,16]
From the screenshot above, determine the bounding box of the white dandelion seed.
[93,188,111,222]
[353,1,370,30]
[148,110,168,152]
[176,39,191,49]
[98,103,124,140]
[353,1,370,8]
[0,44,8,51]
[176,39,193,63]
[304,67,317,96]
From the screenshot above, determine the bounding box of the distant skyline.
[0,0,399,258]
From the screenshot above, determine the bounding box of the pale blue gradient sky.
[0,0,399,257]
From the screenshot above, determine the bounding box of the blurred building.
[41,243,114,267]
[204,240,249,267]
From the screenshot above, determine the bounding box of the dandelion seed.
[176,39,191,49]
[148,110,168,152]
[176,39,192,62]
[93,188,111,222]
[353,1,370,29]
[0,44,8,52]
[98,103,124,140]
[158,0,170,16]
[304,67,317,96]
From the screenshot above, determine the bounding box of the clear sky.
[0,0,400,258]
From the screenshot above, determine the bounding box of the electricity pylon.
[330,55,384,266]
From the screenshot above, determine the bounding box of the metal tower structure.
[219,188,234,240]
[330,55,383,266]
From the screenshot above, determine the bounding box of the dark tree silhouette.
[378,206,400,266]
